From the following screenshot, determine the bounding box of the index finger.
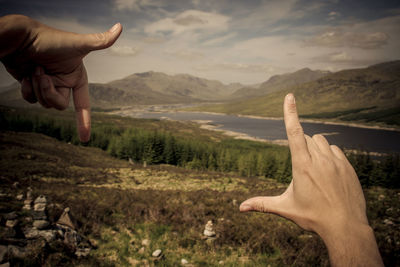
[283,93,310,164]
[72,65,91,143]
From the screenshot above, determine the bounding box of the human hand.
[240,94,383,266]
[0,15,122,142]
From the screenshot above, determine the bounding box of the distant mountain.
[230,68,330,99]
[193,61,400,122]
[0,72,244,108]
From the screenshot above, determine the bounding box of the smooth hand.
[240,94,383,266]
[0,15,122,142]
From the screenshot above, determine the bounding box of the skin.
[0,14,122,142]
[240,93,384,267]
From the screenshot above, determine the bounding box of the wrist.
[318,221,383,266]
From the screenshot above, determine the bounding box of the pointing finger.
[283,93,310,164]
[72,65,91,142]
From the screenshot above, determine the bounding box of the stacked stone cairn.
[203,220,216,241]
[0,188,93,266]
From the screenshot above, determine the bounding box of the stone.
[33,220,49,230]
[181,258,189,265]
[218,260,224,265]
[56,207,76,230]
[141,239,150,246]
[5,220,18,228]
[24,228,40,239]
[203,220,216,237]
[34,195,47,204]
[16,194,23,201]
[152,249,162,258]
[39,230,56,242]
[34,203,46,212]
[232,199,238,206]
[32,211,47,220]
[26,188,32,201]
[75,247,91,258]
[138,247,145,254]
[378,194,385,200]
[384,219,394,225]
[0,263,10,267]
[4,212,17,220]
[64,230,79,248]
[12,182,19,188]
[0,245,7,263]
[23,199,32,210]
[7,245,27,259]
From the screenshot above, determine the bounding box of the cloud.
[202,32,237,46]
[145,10,230,35]
[165,49,204,60]
[109,46,140,56]
[327,11,340,21]
[113,0,151,11]
[194,62,282,74]
[304,29,389,49]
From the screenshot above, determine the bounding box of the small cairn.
[22,188,33,211]
[32,196,49,230]
[203,220,216,240]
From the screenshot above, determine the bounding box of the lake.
[124,111,400,154]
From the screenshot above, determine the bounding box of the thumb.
[240,195,289,216]
[80,23,123,52]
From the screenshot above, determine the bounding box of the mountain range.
[0,61,399,126]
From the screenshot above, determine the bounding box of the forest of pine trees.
[1,110,399,188]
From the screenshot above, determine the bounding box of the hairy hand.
[240,93,368,239]
[1,15,122,142]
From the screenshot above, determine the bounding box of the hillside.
[0,72,244,108]
[230,68,329,99]
[193,61,400,126]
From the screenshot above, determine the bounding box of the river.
[120,111,400,154]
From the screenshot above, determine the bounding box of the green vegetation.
[1,131,399,266]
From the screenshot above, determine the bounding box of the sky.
[1,0,399,86]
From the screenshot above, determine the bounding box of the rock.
[12,182,19,188]
[23,199,32,210]
[218,260,224,265]
[24,228,40,239]
[378,194,385,200]
[39,230,57,242]
[181,258,189,265]
[5,220,18,228]
[384,219,394,225]
[141,239,150,246]
[34,203,46,212]
[7,245,27,259]
[232,199,238,206]
[56,207,76,230]
[16,194,23,200]
[138,247,145,254]
[0,245,7,263]
[32,211,47,220]
[0,263,10,267]
[33,220,49,230]
[26,188,32,201]
[203,220,216,237]
[152,249,162,258]
[64,230,79,248]
[75,247,91,258]
[4,212,17,220]
[34,195,47,205]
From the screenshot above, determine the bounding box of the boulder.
[152,249,162,258]
[33,220,49,230]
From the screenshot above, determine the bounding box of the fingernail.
[286,93,295,104]
[239,204,252,212]
[109,23,120,33]
[35,66,43,76]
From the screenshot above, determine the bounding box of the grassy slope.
[1,131,399,266]
[190,61,400,126]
